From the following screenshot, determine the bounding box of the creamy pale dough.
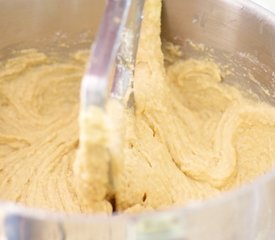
[1,0,275,213]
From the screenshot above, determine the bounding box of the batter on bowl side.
[0,0,275,213]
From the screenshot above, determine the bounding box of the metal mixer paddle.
[74,0,144,206]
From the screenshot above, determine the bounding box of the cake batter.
[0,0,275,213]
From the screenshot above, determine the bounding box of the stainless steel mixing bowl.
[0,0,275,239]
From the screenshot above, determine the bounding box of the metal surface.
[78,0,144,213]
[0,0,275,239]
[0,0,105,60]
[81,0,144,108]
